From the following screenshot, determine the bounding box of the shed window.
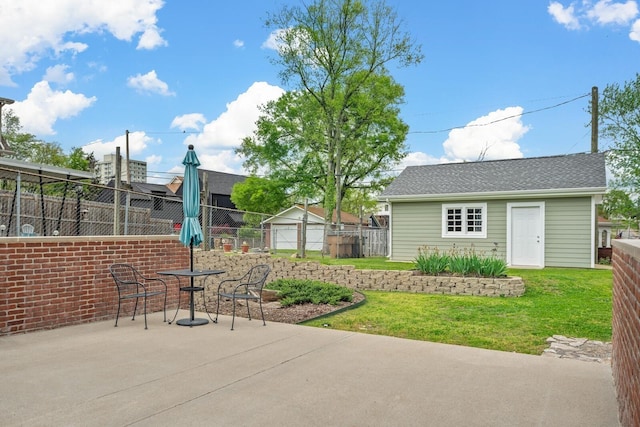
[442,203,487,238]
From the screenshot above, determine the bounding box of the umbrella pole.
[190,237,195,321]
[190,236,194,272]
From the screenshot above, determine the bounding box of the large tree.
[239,73,407,207]
[241,0,422,229]
[601,188,640,233]
[1,109,95,194]
[598,73,640,191]
[231,176,291,226]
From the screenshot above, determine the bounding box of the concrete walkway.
[0,311,619,426]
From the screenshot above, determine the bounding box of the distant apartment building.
[95,154,147,184]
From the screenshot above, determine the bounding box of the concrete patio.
[0,311,619,426]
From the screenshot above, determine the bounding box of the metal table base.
[157,269,225,327]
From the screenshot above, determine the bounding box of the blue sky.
[1,0,639,184]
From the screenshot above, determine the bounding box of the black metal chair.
[214,264,271,330]
[109,264,167,329]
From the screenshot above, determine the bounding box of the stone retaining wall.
[194,251,525,304]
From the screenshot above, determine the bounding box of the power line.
[144,130,200,135]
[409,93,591,135]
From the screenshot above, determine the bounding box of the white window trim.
[441,203,487,238]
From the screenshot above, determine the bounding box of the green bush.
[266,279,353,307]
[414,245,508,278]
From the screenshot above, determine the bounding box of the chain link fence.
[0,173,387,256]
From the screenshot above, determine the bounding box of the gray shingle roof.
[198,170,246,195]
[381,152,607,198]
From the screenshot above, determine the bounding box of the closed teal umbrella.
[179,145,203,270]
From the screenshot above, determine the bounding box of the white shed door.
[509,205,544,267]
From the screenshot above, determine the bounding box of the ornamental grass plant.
[414,245,508,277]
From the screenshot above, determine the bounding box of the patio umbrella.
[179,145,203,272]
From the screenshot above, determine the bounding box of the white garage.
[264,205,327,251]
[264,205,365,252]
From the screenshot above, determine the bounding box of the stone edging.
[296,291,368,324]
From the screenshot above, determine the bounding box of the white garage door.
[271,225,298,250]
[271,224,325,251]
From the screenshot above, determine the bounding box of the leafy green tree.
[66,147,95,172]
[339,186,381,219]
[601,189,640,232]
[598,73,640,191]
[2,109,39,159]
[2,109,94,172]
[245,0,422,230]
[1,109,96,194]
[231,177,291,226]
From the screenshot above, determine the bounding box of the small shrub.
[266,278,353,307]
[598,257,611,265]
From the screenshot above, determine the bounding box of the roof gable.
[381,152,607,199]
[264,205,364,225]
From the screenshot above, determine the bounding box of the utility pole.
[300,199,308,258]
[114,146,121,235]
[591,86,599,153]
[124,130,131,235]
[201,171,209,250]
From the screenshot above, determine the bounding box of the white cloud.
[9,81,96,135]
[399,152,448,170]
[145,154,162,165]
[262,29,288,50]
[82,131,154,160]
[0,0,166,86]
[127,70,175,96]
[184,81,284,149]
[233,39,245,48]
[399,108,527,172]
[588,0,638,25]
[198,151,244,174]
[43,64,75,85]
[441,107,527,162]
[137,25,168,50]
[549,1,640,41]
[172,82,284,173]
[171,113,207,131]
[630,18,640,39]
[548,2,581,30]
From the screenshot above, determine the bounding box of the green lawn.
[294,258,612,355]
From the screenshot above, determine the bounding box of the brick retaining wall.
[612,240,640,427]
[0,236,188,335]
[1,241,523,336]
